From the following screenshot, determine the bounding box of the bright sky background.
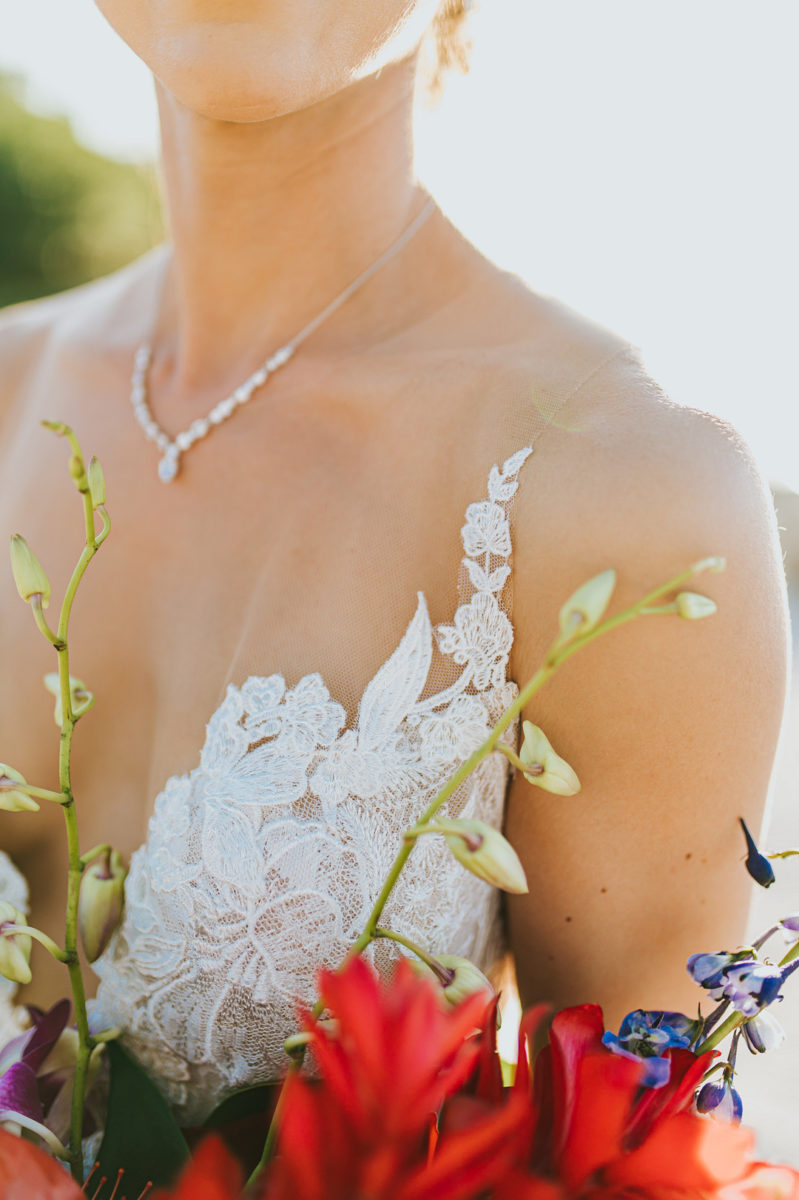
[2,1,798,488]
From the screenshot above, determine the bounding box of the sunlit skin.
[0,0,789,1043]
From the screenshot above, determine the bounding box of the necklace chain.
[131,196,437,483]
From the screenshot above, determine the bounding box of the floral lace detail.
[91,446,533,1125]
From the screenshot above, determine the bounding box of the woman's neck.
[154,55,433,393]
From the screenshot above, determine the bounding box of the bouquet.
[1,423,798,1199]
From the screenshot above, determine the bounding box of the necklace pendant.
[158,447,180,483]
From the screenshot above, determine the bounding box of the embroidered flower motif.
[418,695,491,764]
[461,501,511,559]
[436,591,513,690]
[309,730,385,820]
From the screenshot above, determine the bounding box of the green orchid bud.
[43,674,94,726]
[68,454,89,494]
[556,569,616,646]
[78,850,127,962]
[88,457,106,507]
[675,591,717,620]
[519,721,581,796]
[433,817,528,894]
[9,535,51,609]
[0,901,32,985]
[0,763,39,813]
[435,954,495,1006]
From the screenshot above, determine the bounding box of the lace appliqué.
[91,446,533,1125]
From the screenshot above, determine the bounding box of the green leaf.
[96,1041,189,1195]
[768,848,799,859]
[203,1084,275,1129]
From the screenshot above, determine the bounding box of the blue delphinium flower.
[696,1077,743,1123]
[720,961,783,1017]
[602,1009,703,1089]
[686,951,740,992]
[741,1009,786,1054]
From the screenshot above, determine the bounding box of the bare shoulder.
[500,293,790,757]
[0,248,167,424]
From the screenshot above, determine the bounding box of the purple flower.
[720,962,783,1017]
[741,1010,786,1054]
[696,1078,743,1123]
[602,1009,702,1089]
[686,951,740,992]
[0,999,71,1154]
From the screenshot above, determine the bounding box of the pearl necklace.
[130,196,436,483]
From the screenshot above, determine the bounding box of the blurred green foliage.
[0,74,163,308]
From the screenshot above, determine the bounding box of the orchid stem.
[33,423,109,1181]
[373,927,449,979]
[7,925,70,963]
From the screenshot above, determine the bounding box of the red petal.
[604,1111,757,1190]
[150,1135,243,1199]
[625,1047,718,1148]
[546,1005,606,1158]
[557,1051,643,1190]
[0,1128,83,1199]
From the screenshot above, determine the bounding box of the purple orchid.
[0,999,72,1155]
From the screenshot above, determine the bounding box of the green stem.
[246,1063,300,1190]
[779,941,799,968]
[42,426,106,1180]
[14,784,68,805]
[372,927,449,978]
[80,844,111,870]
[30,596,65,650]
[495,742,529,774]
[694,1011,747,1054]
[6,925,71,962]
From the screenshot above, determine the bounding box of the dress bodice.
[90,445,534,1125]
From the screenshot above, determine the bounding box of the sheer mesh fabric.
[90,314,639,1124]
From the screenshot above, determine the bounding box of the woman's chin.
[152,38,350,123]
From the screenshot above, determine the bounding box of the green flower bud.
[435,954,494,1006]
[675,591,717,620]
[88,457,106,507]
[43,674,94,726]
[68,454,89,493]
[556,569,616,646]
[433,817,528,894]
[519,721,581,796]
[78,850,127,962]
[0,901,32,985]
[9,535,51,608]
[0,763,39,813]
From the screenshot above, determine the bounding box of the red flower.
[149,1136,243,1200]
[265,961,799,1200]
[0,1128,82,1199]
[0,1128,242,1200]
[263,954,493,1200]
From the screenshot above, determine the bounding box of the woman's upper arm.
[505,385,790,1030]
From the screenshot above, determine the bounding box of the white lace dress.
[90,446,534,1125]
